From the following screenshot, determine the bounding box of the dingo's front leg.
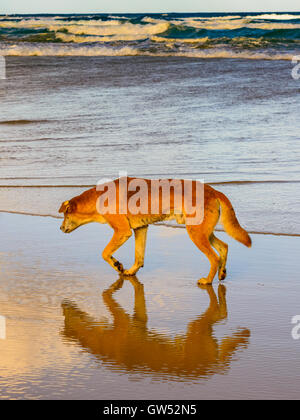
[102,229,132,273]
[124,226,148,276]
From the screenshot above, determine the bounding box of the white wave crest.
[170,17,300,31]
[247,22,300,30]
[56,32,151,43]
[107,15,128,20]
[0,18,169,41]
[0,43,140,56]
[58,21,169,38]
[170,17,249,30]
[246,13,300,20]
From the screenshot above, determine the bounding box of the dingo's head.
[59,200,91,233]
[59,188,107,233]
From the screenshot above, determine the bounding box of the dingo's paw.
[218,268,226,281]
[123,268,137,276]
[198,277,212,285]
[114,261,124,273]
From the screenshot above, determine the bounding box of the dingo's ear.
[59,200,75,214]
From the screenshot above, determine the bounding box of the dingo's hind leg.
[186,201,220,285]
[124,226,148,276]
[209,233,228,280]
[186,226,220,285]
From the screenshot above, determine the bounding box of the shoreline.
[0,209,299,238]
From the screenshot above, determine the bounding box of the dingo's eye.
[59,200,75,214]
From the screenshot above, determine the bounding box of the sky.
[0,0,299,14]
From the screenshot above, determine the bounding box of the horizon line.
[1,10,300,15]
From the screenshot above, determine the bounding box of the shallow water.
[0,56,299,234]
[0,213,300,399]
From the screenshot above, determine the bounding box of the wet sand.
[0,212,299,400]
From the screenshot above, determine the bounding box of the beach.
[0,12,300,400]
[0,212,299,399]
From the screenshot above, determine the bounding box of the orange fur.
[59,177,251,284]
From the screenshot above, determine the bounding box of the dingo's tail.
[216,191,252,248]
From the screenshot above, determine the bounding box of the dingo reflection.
[61,277,250,380]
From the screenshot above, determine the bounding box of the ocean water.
[0,13,300,235]
[1,12,300,59]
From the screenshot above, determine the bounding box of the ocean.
[1,12,300,59]
[0,12,300,235]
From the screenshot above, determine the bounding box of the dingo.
[59,177,251,284]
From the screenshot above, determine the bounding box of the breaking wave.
[0,42,295,60]
[0,12,300,59]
